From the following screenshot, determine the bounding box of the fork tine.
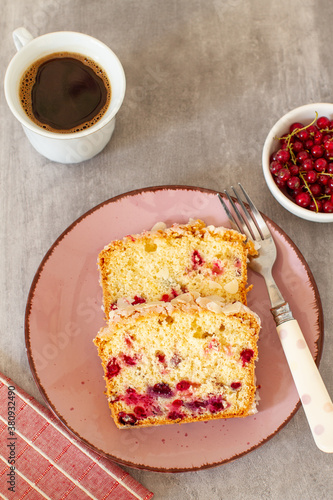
[237,183,272,239]
[230,185,263,241]
[217,194,244,234]
[223,190,253,241]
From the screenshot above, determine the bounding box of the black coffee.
[19,52,111,133]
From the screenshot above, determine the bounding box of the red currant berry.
[289,163,299,176]
[277,168,291,182]
[297,129,310,141]
[313,130,323,144]
[275,177,287,188]
[306,170,317,183]
[311,145,324,158]
[297,150,309,163]
[279,133,289,145]
[310,183,322,196]
[270,160,283,176]
[292,140,303,153]
[323,199,333,213]
[307,124,318,135]
[309,199,323,212]
[295,192,311,207]
[287,176,301,190]
[302,158,314,171]
[324,137,333,153]
[318,174,329,186]
[314,158,327,172]
[275,149,290,162]
[327,163,333,174]
[292,187,303,197]
[317,116,330,129]
[305,139,314,150]
[290,122,304,133]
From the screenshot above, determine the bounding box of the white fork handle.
[277,319,333,453]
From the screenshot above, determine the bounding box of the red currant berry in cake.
[122,354,137,366]
[208,395,224,413]
[211,261,224,275]
[134,406,147,419]
[176,380,191,391]
[106,358,121,378]
[188,399,208,411]
[168,411,184,421]
[192,250,204,269]
[124,388,139,405]
[295,192,311,208]
[132,296,146,305]
[172,399,183,408]
[231,382,242,390]
[151,382,173,397]
[156,351,166,363]
[118,412,137,426]
[240,348,254,366]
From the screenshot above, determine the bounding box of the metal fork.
[218,183,333,453]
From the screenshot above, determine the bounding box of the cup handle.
[13,27,34,51]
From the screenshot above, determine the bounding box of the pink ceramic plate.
[25,186,323,472]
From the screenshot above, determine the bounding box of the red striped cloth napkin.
[0,374,154,500]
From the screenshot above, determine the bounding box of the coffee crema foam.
[19,52,111,133]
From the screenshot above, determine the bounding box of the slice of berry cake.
[93,292,261,428]
[98,219,257,319]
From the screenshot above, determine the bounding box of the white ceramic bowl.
[262,102,333,222]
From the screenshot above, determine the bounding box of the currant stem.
[299,171,319,212]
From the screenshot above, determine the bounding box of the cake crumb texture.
[98,219,257,318]
[94,297,260,428]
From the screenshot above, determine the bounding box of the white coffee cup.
[4,28,126,163]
